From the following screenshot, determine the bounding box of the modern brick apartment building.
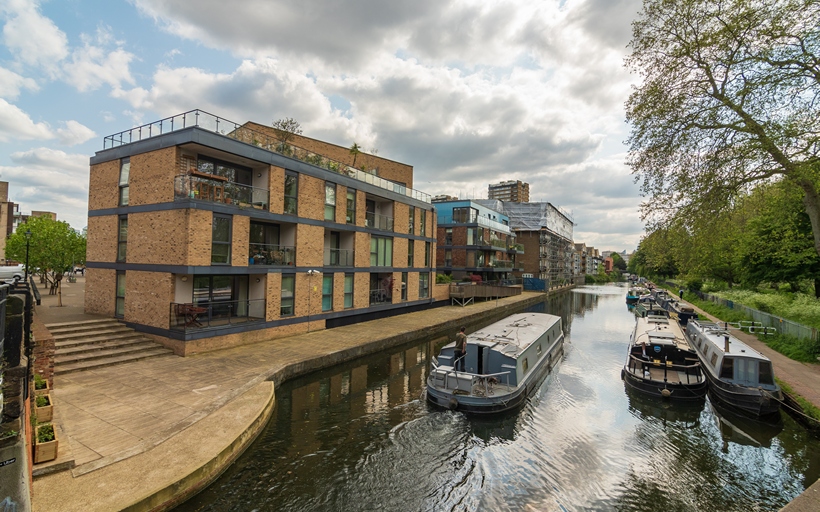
[433,199,522,282]
[86,110,440,355]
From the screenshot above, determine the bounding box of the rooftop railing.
[104,109,431,203]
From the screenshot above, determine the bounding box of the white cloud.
[0,66,39,98]
[1,0,69,75]
[0,99,54,142]
[63,27,136,92]
[56,120,97,146]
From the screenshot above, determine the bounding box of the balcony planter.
[34,423,58,464]
[35,394,54,423]
[34,374,50,397]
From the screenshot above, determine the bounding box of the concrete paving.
[29,278,550,511]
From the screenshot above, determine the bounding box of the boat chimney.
[724,335,730,353]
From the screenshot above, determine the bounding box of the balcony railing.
[491,261,514,268]
[365,212,394,231]
[508,243,524,253]
[437,214,511,235]
[174,175,269,209]
[324,248,354,266]
[170,299,266,332]
[369,288,392,306]
[105,109,430,203]
[249,243,295,266]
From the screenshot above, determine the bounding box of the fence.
[693,290,818,342]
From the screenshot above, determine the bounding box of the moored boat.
[685,319,782,417]
[622,311,707,400]
[426,312,564,414]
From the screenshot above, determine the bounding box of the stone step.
[44,318,116,330]
[56,337,156,357]
[54,350,176,375]
[49,323,128,339]
[55,342,172,366]
[55,331,145,349]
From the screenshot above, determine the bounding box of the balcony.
[508,243,524,254]
[437,214,512,235]
[170,299,266,332]
[105,109,431,203]
[175,175,269,209]
[490,261,514,269]
[324,248,354,266]
[249,243,295,266]
[365,211,394,231]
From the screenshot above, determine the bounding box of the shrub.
[35,395,49,408]
[34,373,47,390]
[436,274,452,284]
[36,424,55,443]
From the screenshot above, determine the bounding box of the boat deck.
[626,365,704,385]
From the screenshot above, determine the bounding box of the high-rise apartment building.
[487,180,529,203]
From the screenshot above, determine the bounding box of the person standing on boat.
[679,288,684,299]
[454,327,467,371]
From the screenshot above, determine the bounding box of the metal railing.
[365,211,394,231]
[174,175,270,208]
[104,109,431,203]
[324,248,354,266]
[625,354,702,385]
[249,243,295,266]
[437,214,512,234]
[369,288,392,305]
[170,299,266,332]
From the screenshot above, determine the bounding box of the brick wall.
[85,268,116,316]
[269,165,285,214]
[354,273,369,309]
[187,210,214,266]
[31,312,55,386]
[89,160,120,211]
[86,215,118,263]
[298,174,325,221]
[231,214,250,267]
[296,224,323,268]
[128,210,192,265]
[124,270,174,330]
[130,147,177,206]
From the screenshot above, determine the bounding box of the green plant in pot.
[34,423,58,463]
[35,393,53,423]
[34,373,50,396]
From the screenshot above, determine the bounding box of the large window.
[117,215,128,262]
[419,272,429,298]
[370,236,393,267]
[444,228,452,245]
[444,249,452,267]
[281,274,295,316]
[115,271,126,317]
[346,189,356,224]
[324,182,336,221]
[425,242,431,267]
[408,207,414,234]
[453,207,477,223]
[420,209,426,236]
[119,157,130,206]
[467,228,476,245]
[401,272,408,301]
[192,275,250,318]
[407,239,414,267]
[197,156,252,184]
[322,274,333,311]
[344,273,354,308]
[284,172,298,215]
[212,214,232,264]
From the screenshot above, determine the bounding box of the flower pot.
[35,393,53,423]
[34,423,58,463]
[34,379,50,397]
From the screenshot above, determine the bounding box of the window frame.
[370,236,393,267]
[420,209,426,236]
[119,157,130,206]
[117,215,128,263]
[322,274,334,311]
[407,239,414,267]
[284,171,298,215]
[419,272,429,298]
[344,273,354,308]
[346,189,356,224]
[408,207,415,234]
[211,214,232,265]
[115,270,126,317]
[324,182,336,221]
[280,274,295,316]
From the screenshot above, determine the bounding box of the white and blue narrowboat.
[685,319,782,417]
[426,312,564,414]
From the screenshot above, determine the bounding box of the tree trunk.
[800,179,820,260]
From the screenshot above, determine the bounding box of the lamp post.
[306,269,320,332]
[24,229,32,284]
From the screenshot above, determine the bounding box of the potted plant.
[34,423,58,463]
[34,373,50,396]
[35,394,53,423]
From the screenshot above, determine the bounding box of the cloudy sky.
[0,0,645,251]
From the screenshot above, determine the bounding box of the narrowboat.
[665,299,699,326]
[622,311,707,400]
[426,312,564,414]
[685,319,782,417]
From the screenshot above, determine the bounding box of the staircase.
[46,319,176,375]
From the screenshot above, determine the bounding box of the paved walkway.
[30,278,549,511]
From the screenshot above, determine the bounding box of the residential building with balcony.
[86,110,439,355]
[487,180,529,203]
[433,200,521,282]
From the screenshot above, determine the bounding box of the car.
[0,264,25,283]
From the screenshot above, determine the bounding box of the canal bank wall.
[33,288,568,512]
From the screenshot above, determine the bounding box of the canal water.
[176,284,820,512]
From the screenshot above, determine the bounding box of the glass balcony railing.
[170,299,266,332]
[324,248,354,266]
[174,175,269,209]
[249,243,295,266]
[365,212,394,231]
[106,109,431,203]
[437,214,511,235]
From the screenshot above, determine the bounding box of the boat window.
[537,345,542,355]
[720,358,734,379]
[710,353,718,367]
[522,358,529,374]
[736,358,756,385]
[759,361,774,385]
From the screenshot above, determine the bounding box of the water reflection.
[176,284,819,512]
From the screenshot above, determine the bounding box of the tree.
[626,0,820,257]
[611,252,628,272]
[5,216,86,296]
[271,118,302,150]
[349,142,361,168]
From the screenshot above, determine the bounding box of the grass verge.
[776,378,820,424]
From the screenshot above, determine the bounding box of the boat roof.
[688,320,771,361]
[633,315,688,349]
[468,312,561,359]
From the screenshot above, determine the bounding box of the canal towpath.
[29,277,550,511]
